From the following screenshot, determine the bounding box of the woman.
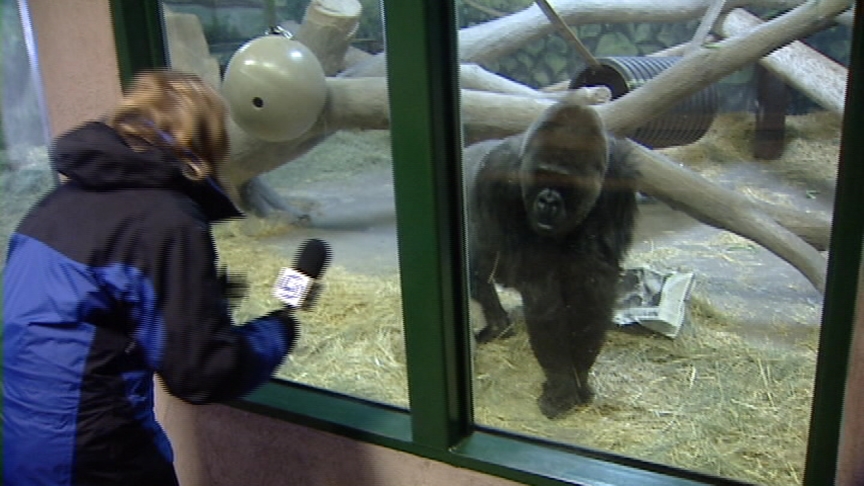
[2,70,299,486]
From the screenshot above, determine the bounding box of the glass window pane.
[162,1,406,407]
[461,2,850,484]
[1,1,54,263]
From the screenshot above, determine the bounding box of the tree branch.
[209,0,849,291]
[458,0,810,63]
[717,8,847,115]
[620,139,828,291]
[343,0,813,77]
[594,0,853,136]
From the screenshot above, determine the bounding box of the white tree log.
[341,0,812,74]
[460,0,803,63]
[594,0,853,137]
[222,78,556,191]
[459,63,550,97]
[296,0,362,75]
[223,78,606,189]
[217,0,853,291]
[718,8,848,115]
[621,139,828,291]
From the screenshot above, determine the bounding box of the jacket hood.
[51,121,242,222]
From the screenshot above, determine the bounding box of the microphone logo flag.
[273,267,313,308]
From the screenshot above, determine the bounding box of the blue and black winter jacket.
[2,122,295,486]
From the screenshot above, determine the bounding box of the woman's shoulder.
[130,187,210,231]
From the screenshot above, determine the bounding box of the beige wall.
[28,0,122,136]
[837,261,864,486]
[156,390,522,486]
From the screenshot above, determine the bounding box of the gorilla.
[466,99,638,419]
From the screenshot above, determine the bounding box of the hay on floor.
[209,112,838,486]
[215,223,817,486]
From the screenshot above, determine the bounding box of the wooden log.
[163,9,221,88]
[752,64,790,160]
[458,0,811,63]
[343,0,813,76]
[223,79,604,183]
[718,8,848,115]
[534,0,600,67]
[222,77,556,191]
[593,0,853,137]
[619,138,827,292]
[685,0,727,53]
[459,63,548,97]
[209,0,849,290]
[296,0,362,75]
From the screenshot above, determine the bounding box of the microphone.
[272,238,332,310]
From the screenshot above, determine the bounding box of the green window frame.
[109,1,864,484]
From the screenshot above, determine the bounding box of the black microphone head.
[294,238,332,279]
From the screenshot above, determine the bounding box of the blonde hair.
[106,69,229,181]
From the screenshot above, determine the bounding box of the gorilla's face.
[521,160,604,236]
[519,103,609,237]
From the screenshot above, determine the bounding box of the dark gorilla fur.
[467,101,638,419]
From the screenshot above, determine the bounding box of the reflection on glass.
[461,2,847,484]
[162,1,406,407]
[1,2,54,264]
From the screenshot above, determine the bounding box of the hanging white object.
[222,29,327,142]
